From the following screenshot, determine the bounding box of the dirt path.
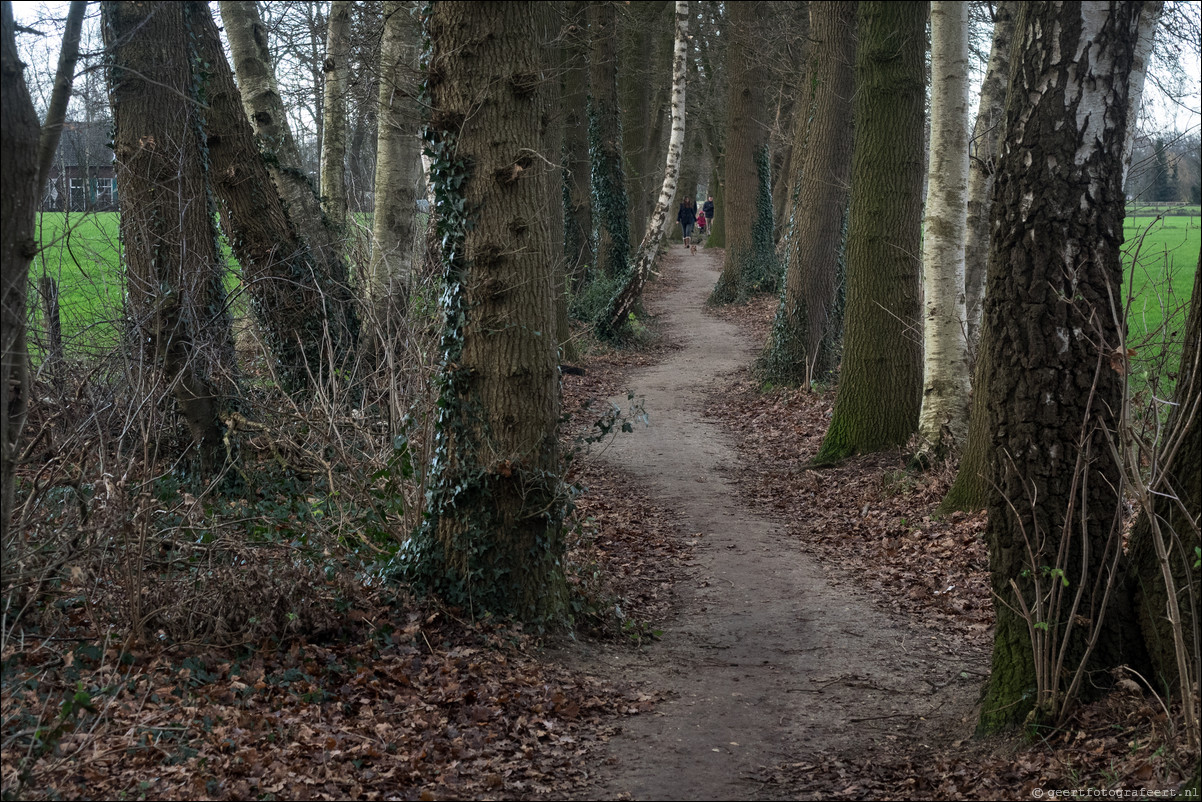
[569,247,982,800]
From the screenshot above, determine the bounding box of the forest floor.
[2,245,1194,801]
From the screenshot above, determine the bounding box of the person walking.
[677,197,696,247]
[702,195,715,233]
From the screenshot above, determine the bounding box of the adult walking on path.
[677,196,696,247]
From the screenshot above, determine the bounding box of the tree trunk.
[760,1,856,387]
[603,0,689,338]
[977,0,1144,734]
[320,0,351,230]
[188,1,347,395]
[406,1,567,624]
[34,0,86,198]
[711,0,772,304]
[915,0,972,465]
[368,0,421,313]
[219,0,359,375]
[965,1,1016,350]
[1,0,40,563]
[1121,2,1163,192]
[562,0,593,284]
[103,0,236,472]
[588,1,630,279]
[814,0,925,464]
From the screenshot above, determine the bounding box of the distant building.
[42,120,117,212]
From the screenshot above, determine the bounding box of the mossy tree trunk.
[711,0,772,304]
[219,0,359,381]
[588,0,630,279]
[760,1,856,387]
[189,2,352,395]
[103,0,236,472]
[977,0,1145,735]
[407,1,567,625]
[813,0,925,464]
[1,0,40,561]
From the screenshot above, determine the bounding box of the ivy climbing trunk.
[189,2,352,395]
[368,0,421,314]
[1,0,40,564]
[603,0,689,338]
[588,0,630,279]
[978,0,1144,734]
[562,0,593,284]
[407,1,567,624]
[814,0,925,464]
[760,1,856,387]
[711,0,773,304]
[103,0,236,473]
[219,0,359,382]
[915,0,972,465]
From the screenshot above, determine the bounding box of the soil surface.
[566,246,983,800]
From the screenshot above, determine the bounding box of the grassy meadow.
[29,207,1201,372]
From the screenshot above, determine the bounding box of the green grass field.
[29,208,1201,369]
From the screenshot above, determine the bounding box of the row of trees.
[1,1,1198,755]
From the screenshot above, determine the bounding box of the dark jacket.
[678,203,695,226]
[702,199,715,219]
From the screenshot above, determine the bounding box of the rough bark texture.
[760,1,857,387]
[588,1,630,279]
[602,0,689,338]
[619,1,671,247]
[916,0,972,464]
[103,0,236,472]
[1,0,40,564]
[320,0,351,230]
[368,0,421,311]
[965,1,1016,349]
[1127,259,1200,694]
[711,1,772,304]
[978,0,1144,734]
[1120,1,1163,191]
[407,1,567,624]
[34,0,86,198]
[562,0,593,284]
[219,0,359,374]
[190,2,350,395]
[813,1,925,464]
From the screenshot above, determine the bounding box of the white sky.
[11,0,1201,137]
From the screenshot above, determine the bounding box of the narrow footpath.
[570,246,980,801]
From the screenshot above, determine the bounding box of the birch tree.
[602,0,689,338]
[915,0,972,465]
[978,0,1145,733]
[320,0,351,230]
[367,0,421,311]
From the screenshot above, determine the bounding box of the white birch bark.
[602,0,688,337]
[320,0,351,229]
[916,0,971,463]
[1121,1,1163,192]
[368,0,422,307]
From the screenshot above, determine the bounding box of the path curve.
[571,247,979,800]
